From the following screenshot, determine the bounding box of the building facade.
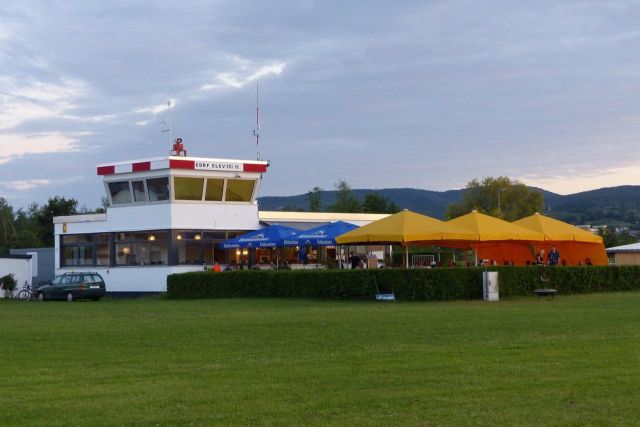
[54,152,386,294]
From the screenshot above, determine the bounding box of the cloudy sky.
[1,1,640,209]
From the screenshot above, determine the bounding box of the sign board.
[194,161,242,172]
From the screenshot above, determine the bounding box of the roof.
[258,211,388,225]
[447,211,545,242]
[606,242,640,253]
[513,213,602,243]
[336,210,477,244]
[97,155,269,175]
[53,213,107,224]
[0,254,32,260]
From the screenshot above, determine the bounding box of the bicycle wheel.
[17,289,30,300]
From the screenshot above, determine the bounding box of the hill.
[258,185,640,228]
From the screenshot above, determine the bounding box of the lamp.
[176,234,182,240]
[195,234,201,240]
[148,235,156,241]
[242,249,248,256]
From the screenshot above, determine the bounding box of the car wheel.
[66,292,74,302]
[38,292,45,302]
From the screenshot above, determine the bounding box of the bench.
[534,288,557,298]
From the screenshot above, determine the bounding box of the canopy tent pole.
[405,245,409,268]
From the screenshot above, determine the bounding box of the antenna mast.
[167,100,172,152]
[253,83,260,160]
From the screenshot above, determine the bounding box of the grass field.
[1,293,639,426]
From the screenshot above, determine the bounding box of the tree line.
[298,180,401,214]
[0,196,97,254]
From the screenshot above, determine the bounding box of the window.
[61,233,109,267]
[175,231,203,264]
[147,177,170,201]
[132,180,147,202]
[225,179,255,202]
[109,181,132,204]
[116,231,168,266]
[205,178,224,201]
[174,177,204,200]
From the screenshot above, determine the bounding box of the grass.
[1,293,639,426]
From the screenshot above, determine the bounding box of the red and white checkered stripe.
[97,157,268,175]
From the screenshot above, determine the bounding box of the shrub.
[0,274,17,298]
[167,266,640,301]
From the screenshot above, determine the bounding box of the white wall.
[55,265,205,293]
[0,258,32,297]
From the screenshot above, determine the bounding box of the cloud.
[523,164,640,195]
[0,132,83,164]
[0,76,91,130]
[134,99,176,115]
[0,179,51,191]
[200,57,286,91]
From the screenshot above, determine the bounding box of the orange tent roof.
[446,210,545,242]
[335,209,477,244]
[513,213,603,243]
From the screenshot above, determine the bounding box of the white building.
[0,254,32,298]
[54,148,386,294]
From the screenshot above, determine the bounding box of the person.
[213,262,222,272]
[548,246,560,266]
[535,249,545,265]
[348,251,360,269]
[298,247,308,265]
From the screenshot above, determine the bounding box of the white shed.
[0,254,32,298]
[606,242,640,265]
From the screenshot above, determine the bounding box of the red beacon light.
[171,137,187,157]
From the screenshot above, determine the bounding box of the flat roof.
[606,242,640,253]
[97,156,269,176]
[258,211,388,223]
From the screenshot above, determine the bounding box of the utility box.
[366,255,379,269]
[482,271,499,301]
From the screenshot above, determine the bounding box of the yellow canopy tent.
[512,213,608,265]
[335,209,477,267]
[444,210,546,265]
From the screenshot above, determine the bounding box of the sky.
[1,1,640,209]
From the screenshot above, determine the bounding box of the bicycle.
[17,281,34,300]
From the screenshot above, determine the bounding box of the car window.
[61,275,74,285]
[51,276,62,285]
[71,275,82,284]
[91,274,104,284]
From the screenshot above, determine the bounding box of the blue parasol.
[222,224,301,249]
[294,221,358,246]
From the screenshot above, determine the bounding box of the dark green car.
[37,272,107,302]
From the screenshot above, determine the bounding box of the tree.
[33,196,78,247]
[597,226,637,248]
[445,176,543,221]
[328,180,361,213]
[363,192,401,214]
[12,206,43,248]
[0,198,18,253]
[306,186,323,212]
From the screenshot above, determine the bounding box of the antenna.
[167,100,172,152]
[159,100,172,153]
[253,83,260,160]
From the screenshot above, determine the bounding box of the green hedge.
[167,266,640,301]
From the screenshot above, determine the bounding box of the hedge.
[166,265,640,301]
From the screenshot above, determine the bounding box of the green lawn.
[1,293,639,426]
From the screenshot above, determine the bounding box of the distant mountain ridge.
[258,185,640,228]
